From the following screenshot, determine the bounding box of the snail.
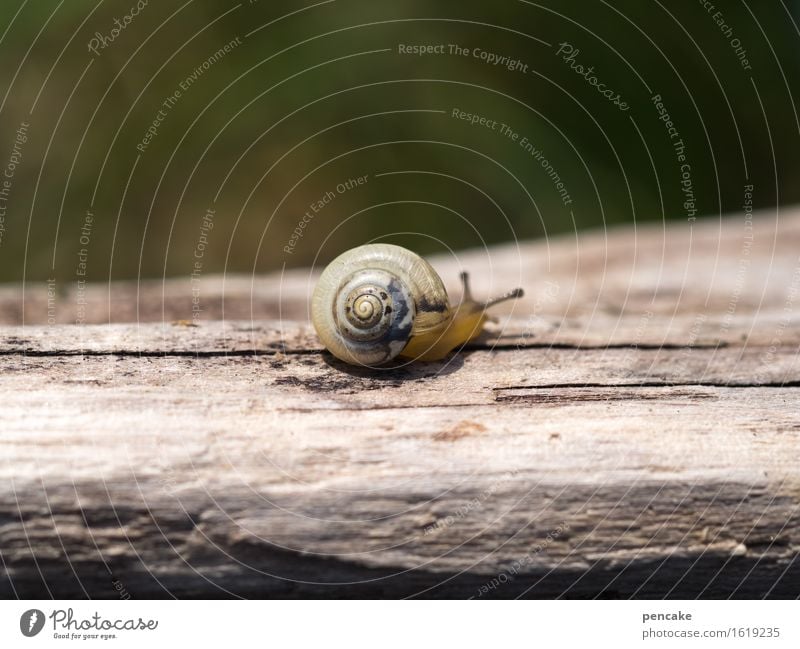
[311,243,523,366]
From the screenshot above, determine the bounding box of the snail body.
[311,243,523,367]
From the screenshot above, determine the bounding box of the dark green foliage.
[0,0,797,280]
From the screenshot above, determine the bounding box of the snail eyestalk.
[460,271,524,310]
[459,271,474,302]
[484,287,524,310]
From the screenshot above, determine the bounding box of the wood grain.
[1,210,799,598]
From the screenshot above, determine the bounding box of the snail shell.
[311,244,449,366]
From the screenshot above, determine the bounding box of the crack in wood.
[493,381,800,390]
[0,338,757,359]
[467,341,730,351]
[494,387,718,404]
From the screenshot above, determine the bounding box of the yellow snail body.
[311,244,523,366]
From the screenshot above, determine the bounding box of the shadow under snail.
[311,243,524,366]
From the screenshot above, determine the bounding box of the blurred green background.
[0,0,798,281]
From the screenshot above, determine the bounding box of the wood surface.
[1,209,799,598]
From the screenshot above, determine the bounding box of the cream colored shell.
[311,244,450,366]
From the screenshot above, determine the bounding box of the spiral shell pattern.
[311,244,449,366]
[333,268,412,348]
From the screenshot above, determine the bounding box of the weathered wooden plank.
[1,347,799,597]
[1,210,799,598]
[3,352,799,480]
